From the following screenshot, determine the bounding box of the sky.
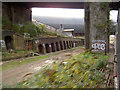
[32,8,84,19]
[32,8,118,22]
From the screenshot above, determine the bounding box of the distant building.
[63,29,74,37]
[33,16,84,36]
[73,33,84,37]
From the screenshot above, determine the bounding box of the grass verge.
[4,51,110,88]
[1,55,49,72]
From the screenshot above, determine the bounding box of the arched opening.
[5,36,13,50]
[71,41,74,48]
[66,41,69,48]
[45,43,50,53]
[51,43,55,52]
[56,42,59,51]
[79,41,81,46]
[60,41,63,50]
[69,41,71,48]
[75,41,77,47]
[76,41,78,47]
[63,41,66,49]
[38,44,44,54]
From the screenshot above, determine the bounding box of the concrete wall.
[2,2,31,25]
[84,2,109,52]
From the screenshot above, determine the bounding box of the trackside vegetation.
[4,51,110,88]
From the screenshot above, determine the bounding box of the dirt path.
[1,47,85,86]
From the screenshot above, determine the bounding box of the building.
[63,29,74,37]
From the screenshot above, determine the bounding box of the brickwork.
[34,37,84,54]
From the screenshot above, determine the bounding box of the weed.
[12,52,109,88]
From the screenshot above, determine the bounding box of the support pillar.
[53,43,57,52]
[61,41,65,50]
[64,41,67,49]
[84,2,90,49]
[49,44,52,53]
[84,2,110,53]
[43,44,46,54]
[58,42,61,51]
[116,8,120,89]
[74,42,76,47]
[69,41,71,48]
[66,41,68,49]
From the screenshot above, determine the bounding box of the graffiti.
[0,40,6,48]
[91,40,105,52]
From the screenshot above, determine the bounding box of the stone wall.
[33,37,84,54]
[13,34,25,50]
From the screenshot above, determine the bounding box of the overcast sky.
[32,8,118,22]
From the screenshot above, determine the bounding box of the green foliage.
[13,52,109,88]
[100,2,110,12]
[11,24,20,33]
[2,54,50,71]
[107,20,116,33]
[2,16,12,30]
[20,22,38,37]
[40,24,45,33]
[2,16,67,38]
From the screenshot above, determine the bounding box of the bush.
[20,22,38,37]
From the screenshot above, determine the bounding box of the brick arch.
[60,41,63,50]
[51,43,55,52]
[38,44,44,54]
[5,35,13,50]
[45,43,50,53]
[66,41,69,48]
[56,42,59,51]
[63,41,66,49]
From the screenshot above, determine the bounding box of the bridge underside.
[3,2,120,9]
[2,2,120,52]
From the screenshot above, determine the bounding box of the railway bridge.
[1,1,120,88]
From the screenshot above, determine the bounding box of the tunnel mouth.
[38,44,44,54]
[56,42,59,51]
[5,36,13,50]
[63,41,66,49]
[66,41,69,48]
[51,43,55,52]
[60,41,63,50]
[45,43,50,53]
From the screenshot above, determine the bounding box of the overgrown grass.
[1,55,49,72]
[2,50,33,59]
[5,51,109,88]
[75,36,85,39]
